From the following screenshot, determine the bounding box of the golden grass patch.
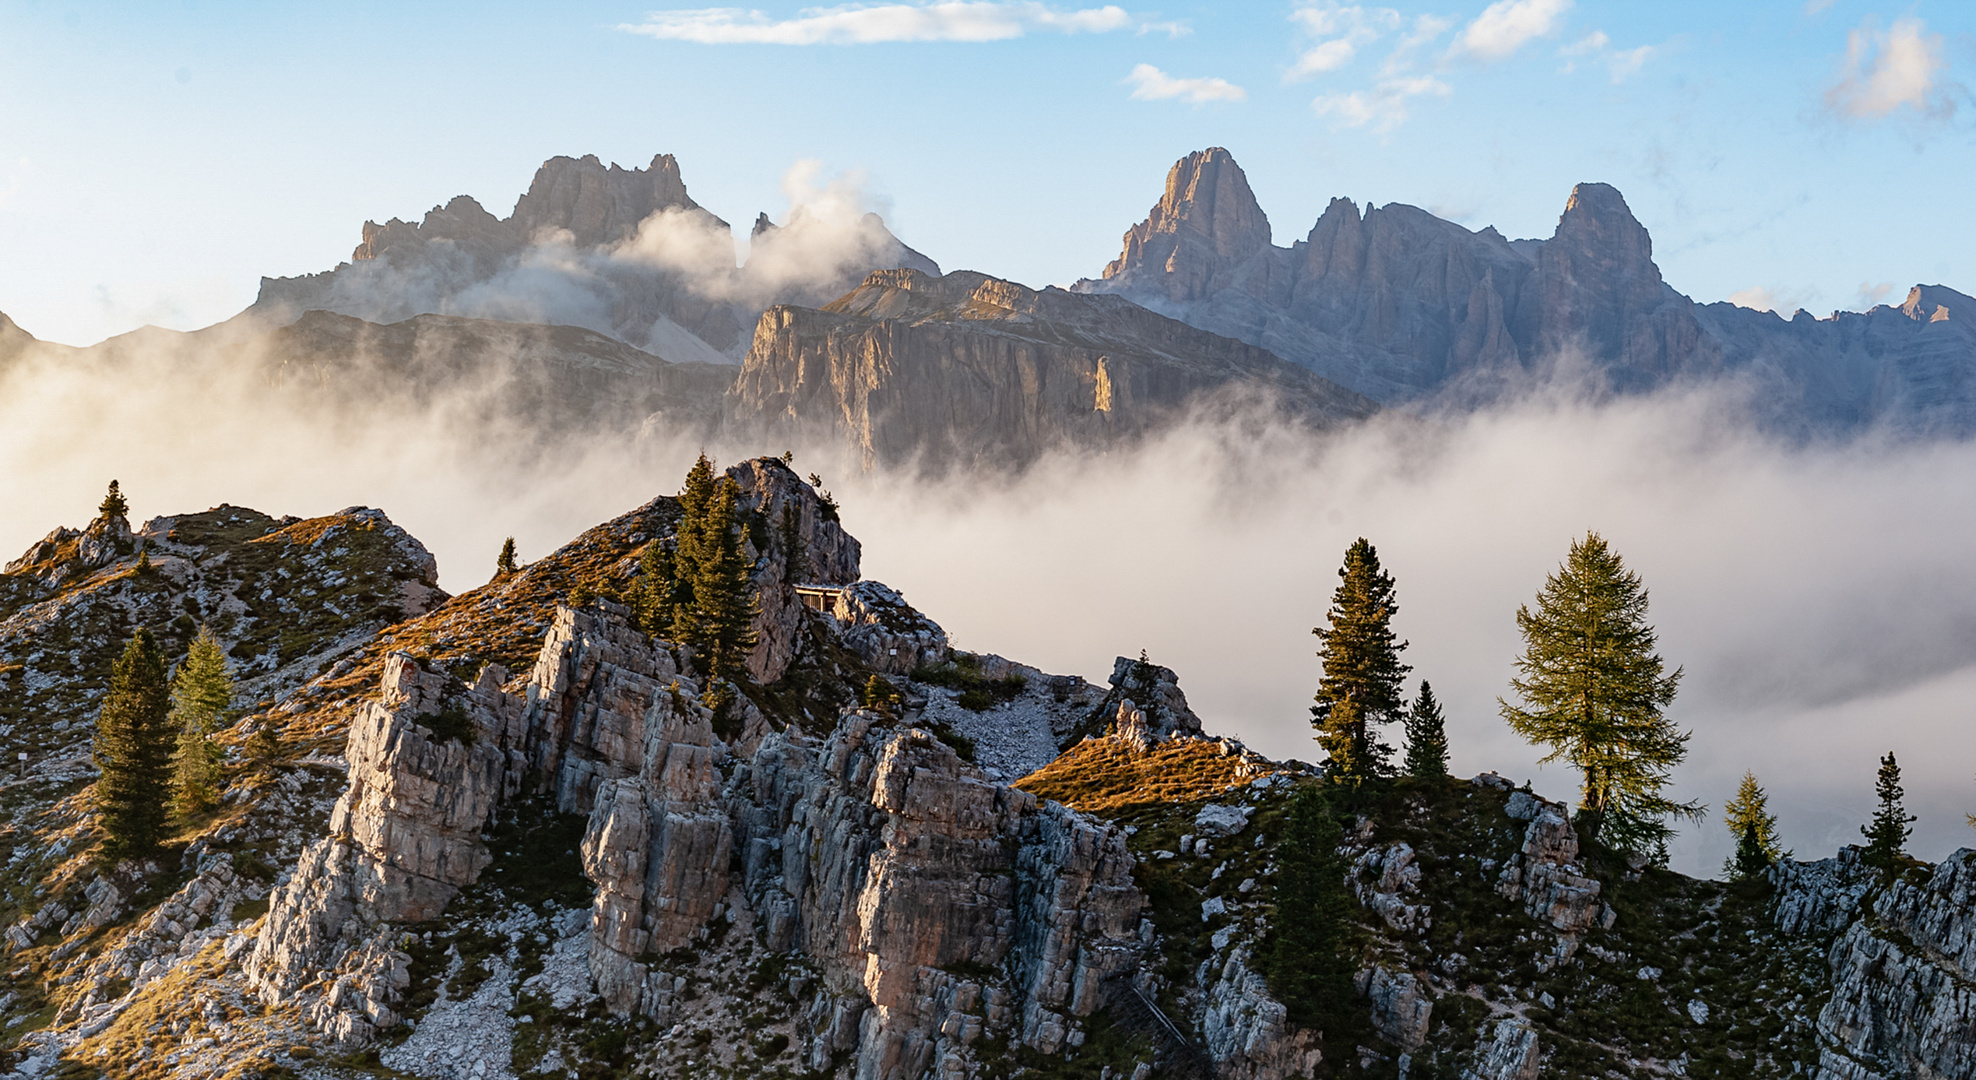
[1014,736,1283,816]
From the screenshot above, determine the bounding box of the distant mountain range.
[1076,148,1976,435]
[4,148,1974,469]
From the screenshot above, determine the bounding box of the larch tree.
[1499,531,1701,853]
[1722,770,1788,881]
[1860,751,1916,871]
[1402,680,1450,780]
[1310,538,1410,784]
[169,626,234,817]
[94,629,175,861]
[495,537,520,579]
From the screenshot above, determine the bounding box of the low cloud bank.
[2,339,1973,877]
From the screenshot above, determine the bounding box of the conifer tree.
[779,502,809,583]
[247,718,284,772]
[1263,785,1354,1033]
[495,537,520,578]
[1861,751,1916,871]
[99,479,128,520]
[1500,532,1700,852]
[668,454,721,650]
[1722,770,1788,880]
[93,629,174,860]
[693,478,758,678]
[134,548,152,575]
[169,626,234,817]
[1402,680,1450,780]
[1310,538,1410,784]
[636,537,683,636]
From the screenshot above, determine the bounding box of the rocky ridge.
[253,153,940,362]
[728,268,1375,469]
[0,466,1972,1079]
[1080,148,1976,434]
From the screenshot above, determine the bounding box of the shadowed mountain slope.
[1079,148,1976,435]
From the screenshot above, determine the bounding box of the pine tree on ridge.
[94,628,175,861]
[1402,680,1449,780]
[1310,538,1410,785]
[1861,751,1916,871]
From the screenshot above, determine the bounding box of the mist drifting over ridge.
[4,148,1976,883]
[4,319,1976,880]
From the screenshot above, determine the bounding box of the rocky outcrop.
[245,653,527,1034]
[1081,148,1976,434]
[1088,654,1207,750]
[1496,790,1604,936]
[1777,848,1976,1080]
[728,268,1375,471]
[1202,948,1323,1079]
[240,462,1152,1077]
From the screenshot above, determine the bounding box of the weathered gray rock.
[1494,794,1602,934]
[1201,947,1322,1079]
[1466,1018,1540,1080]
[1357,965,1431,1050]
[1803,849,1976,1080]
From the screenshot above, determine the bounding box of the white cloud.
[1825,16,1954,120]
[1125,64,1247,103]
[1558,28,1652,83]
[1729,285,1813,316]
[1450,0,1573,62]
[1286,2,1400,80]
[1855,281,1896,309]
[1607,44,1653,83]
[1312,74,1451,131]
[1561,30,1606,56]
[617,2,1175,45]
[1804,0,1836,14]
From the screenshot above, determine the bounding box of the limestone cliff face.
[728,268,1376,470]
[245,509,1153,1078]
[1776,848,1976,1080]
[1082,148,1976,433]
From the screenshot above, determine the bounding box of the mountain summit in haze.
[1079,148,1976,434]
[254,153,940,364]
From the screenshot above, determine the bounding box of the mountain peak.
[1099,147,1273,303]
[1555,182,1650,255]
[510,151,716,248]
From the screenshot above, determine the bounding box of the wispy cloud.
[1824,16,1954,120]
[1312,74,1452,131]
[1449,0,1572,62]
[1286,2,1400,79]
[1559,27,1653,83]
[1124,64,1247,103]
[617,2,1178,45]
[1728,286,1812,317]
[1856,281,1896,309]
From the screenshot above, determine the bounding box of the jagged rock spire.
[1102,147,1272,303]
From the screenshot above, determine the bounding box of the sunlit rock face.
[728,267,1375,471]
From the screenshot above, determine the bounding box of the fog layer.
[2,336,1973,878]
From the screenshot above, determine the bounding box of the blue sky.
[1,0,1971,345]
